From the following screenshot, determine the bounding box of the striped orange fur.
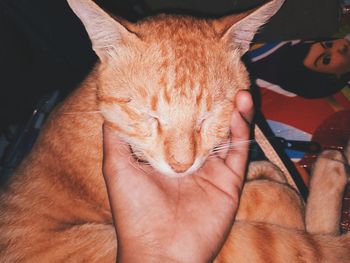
[1,0,350,262]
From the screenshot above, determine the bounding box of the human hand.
[102,90,254,263]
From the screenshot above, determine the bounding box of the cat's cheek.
[214,123,231,142]
[99,106,118,124]
[196,135,216,165]
[99,106,133,134]
[202,127,223,149]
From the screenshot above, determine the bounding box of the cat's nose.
[169,159,194,173]
[165,134,195,174]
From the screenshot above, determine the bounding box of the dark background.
[0,0,341,131]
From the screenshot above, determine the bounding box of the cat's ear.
[217,0,285,55]
[67,0,135,60]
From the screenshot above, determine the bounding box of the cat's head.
[67,0,284,177]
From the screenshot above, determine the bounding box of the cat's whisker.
[130,149,143,155]
[210,145,262,154]
[130,150,146,158]
[130,147,145,153]
[128,142,144,151]
[211,146,257,154]
[212,139,258,151]
[208,143,263,159]
[127,155,150,173]
[209,147,259,156]
[128,148,153,168]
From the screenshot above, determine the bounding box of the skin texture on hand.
[102,90,254,263]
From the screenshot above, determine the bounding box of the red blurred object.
[260,86,350,235]
[299,110,350,171]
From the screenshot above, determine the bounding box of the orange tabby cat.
[1,0,350,261]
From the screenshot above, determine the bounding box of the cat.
[1,0,350,261]
[217,149,350,262]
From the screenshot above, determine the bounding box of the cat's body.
[1,0,350,261]
[0,76,116,262]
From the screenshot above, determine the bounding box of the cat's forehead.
[134,16,225,68]
[111,15,237,102]
[133,15,220,41]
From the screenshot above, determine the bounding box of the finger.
[216,138,230,159]
[225,91,254,181]
[199,91,253,197]
[215,90,253,160]
[236,90,254,125]
[103,124,149,221]
[102,123,139,178]
[199,157,242,201]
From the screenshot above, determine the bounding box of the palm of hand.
[102,91,253,263]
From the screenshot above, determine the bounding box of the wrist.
[117,248,182,263]
[117,254,181,263]
[117,240,214,263]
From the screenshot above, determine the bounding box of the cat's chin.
[149,158,204,178]
[129,146,205,177]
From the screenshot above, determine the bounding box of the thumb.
[102,123,138,179]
